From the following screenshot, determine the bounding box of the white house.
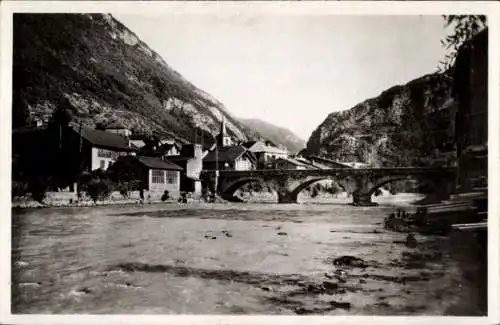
[242,141,288,169]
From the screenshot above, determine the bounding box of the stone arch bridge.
[201,167,457,206]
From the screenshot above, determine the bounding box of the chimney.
[194,143,202,158]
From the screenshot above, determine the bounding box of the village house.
[132,155,183,199]
[12,123,138,172]
[103,120,132,137]
[165,144,204,195]
[200,117,257,171]
[242,141,288,169]
[203,146,256,171]
[75,125,138,171]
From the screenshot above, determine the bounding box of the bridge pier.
[352,192,377,207]
[277,192,298,204]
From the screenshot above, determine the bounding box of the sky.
[114,13,449,140]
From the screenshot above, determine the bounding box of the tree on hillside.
[439,15,487,71]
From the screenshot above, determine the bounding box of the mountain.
[305,72,457,167]
[12,13,257,145]
[239,118,306,153]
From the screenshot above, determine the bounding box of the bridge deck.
[201,167,456,176]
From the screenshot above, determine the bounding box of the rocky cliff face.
[239,118,306,153]
[305,72,457,167]
[12,14,253,144]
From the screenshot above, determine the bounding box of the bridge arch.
[365,175,430,197]
[220,177,265,200]
[289,176,348,199]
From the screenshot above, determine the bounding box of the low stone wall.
[11,189,184,209]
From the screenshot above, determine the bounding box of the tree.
[49,96,74,128]
[297,148,308,158]
[27,175,51,203]
[106,156,146,195]
[140,135,162,156]
[78,169,113,204]
[12,90,30,129]
[439,15,487,71]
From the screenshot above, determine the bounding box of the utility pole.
[215,138,219,195]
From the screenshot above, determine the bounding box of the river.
[11,194,485,315]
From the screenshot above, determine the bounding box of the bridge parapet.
[203,167,456,177]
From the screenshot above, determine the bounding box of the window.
[165,170,178,184]
[100,160,106,169]
[152,169,165,184]
[98,148,113,158]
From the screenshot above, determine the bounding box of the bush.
[85,178,113,203]
[161,190,170,201]
[325,182,342,195]
[12,180,28,198]
[115,180,142,198]
[117,182,129,198]
[28,176,50,203]
[79,170,113,203]
[311,185,320,198]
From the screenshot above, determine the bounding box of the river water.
[11,194,484,315]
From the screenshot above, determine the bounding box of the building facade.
[135,156,182,198]
[242,141,288,169]
[166,144,204,195]
[453,28,488,192]
[203,146,256,171]
[104,120,132,137]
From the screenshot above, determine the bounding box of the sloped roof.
[165,155,191,162]
[156,143,180,154]
[245,141,288,154]
[129,139,145,148]
[339,162,369,168]
[136,156,183,170]
[276,157,316,169]
[12,125,48,134]
[308,156,354,168]
[71,125,135,151]
[241,141,258,149]
[294,157,331,169]
[105,120,128,129]
[204,146,256,163]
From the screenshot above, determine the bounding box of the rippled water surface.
[11,195,482,315]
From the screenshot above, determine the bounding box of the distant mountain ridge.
[12,13,283,147]
[239,118,306,153]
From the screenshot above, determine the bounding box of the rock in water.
[405,233,418,248]
[333,256,366,268]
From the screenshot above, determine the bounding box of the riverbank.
[11,193,201,209]
[11,198,486,315]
